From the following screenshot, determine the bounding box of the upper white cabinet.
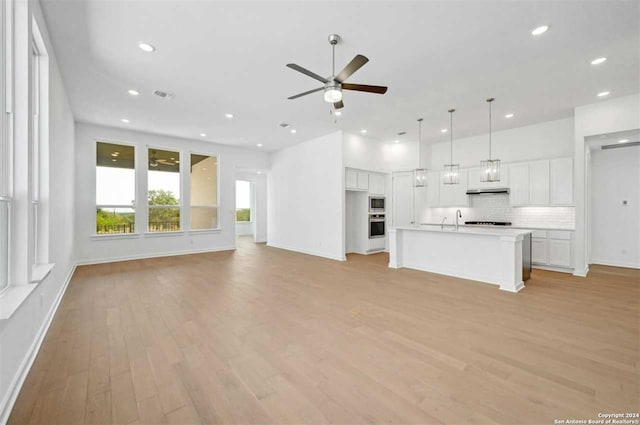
[550,157,573,205]
[529,160,550,205]
[369,173,386,195]
[508,162,530,206]
[356,171,369,191]
[437,170,469,207]
[345,168,386,195]
[468,166,509,189]
[345,169,358,189]
[425,171,440,207]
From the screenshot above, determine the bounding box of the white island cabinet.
[388,225,531,293]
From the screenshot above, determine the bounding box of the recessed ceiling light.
[256,143,263,147]
[597,91,610,97]
[257,171,262,175]
[138,42,155,52]
[121,118,130,123]
[393,139,399,144]
[441,128,448,133]
[334,111,342,116]
[360,129,367,134]
[618,139,629,144]
[200,133,207,137]
[225,113,234,119]
[531,25,549,36]
[505,113,514,118]
[290,129,297,134]
[590,57,607,65]
[128,89,140,96]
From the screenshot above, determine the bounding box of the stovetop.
[464,221,512,226]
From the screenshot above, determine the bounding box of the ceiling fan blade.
[333,101,344,110]
[286,63,329,84]
[342,83,388,94]
[287,87,324,100]
[335,55,369,83]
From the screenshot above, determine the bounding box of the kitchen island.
[388,225,531,292]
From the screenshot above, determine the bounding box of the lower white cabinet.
[549,239,572,268]
[532,237,548,264]
[529,230,574,272]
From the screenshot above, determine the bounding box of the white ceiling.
[41,1,639,152]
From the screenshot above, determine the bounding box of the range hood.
[466,187,510,195]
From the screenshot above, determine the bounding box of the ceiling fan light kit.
[286,34,388,110]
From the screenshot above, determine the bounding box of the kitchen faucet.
[441,217,447,230]
[455,210,462,231]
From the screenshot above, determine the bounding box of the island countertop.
[391,224,532,238]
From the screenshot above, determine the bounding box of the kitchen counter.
[389,225,531,293]
[420,223,575,231]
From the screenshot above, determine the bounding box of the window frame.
[94,139,138,237]
[188,150,221,233]
[146,145,183,234]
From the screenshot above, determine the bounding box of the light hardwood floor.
[8,237,640,425]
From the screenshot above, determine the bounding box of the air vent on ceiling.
[279,123,291,128]
[154,90,175,100]
[602,141,640,150]
[397,131,407,136]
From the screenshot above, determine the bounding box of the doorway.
[236,180,255,239]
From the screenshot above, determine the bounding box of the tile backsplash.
[420,194,575,229]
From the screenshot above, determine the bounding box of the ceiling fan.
[286,34,388,110]
[149,150,178,167]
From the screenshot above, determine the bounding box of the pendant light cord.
[487,98,494,160]
[417,118,423,165]
[332,44,335,76]
[449,109,454,163]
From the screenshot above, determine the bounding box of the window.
[148,148,181,232]
[236,180,251,222]
[96,142,136,234]
[190,154,218,230]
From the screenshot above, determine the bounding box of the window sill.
[144,231,185,238]
[188,228,222,235]
[91,233,141,241]
[0,284,38,320]
[30,263,55,283]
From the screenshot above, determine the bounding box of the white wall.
[0,0,76,421]
[343,132,419,172]
[427,117,574,170]
[574,93,640,275]
[268,131,344,260]
[74,123,269,263]
[590,145,640,268]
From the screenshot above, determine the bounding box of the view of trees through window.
[236,180,251,222]
[96,142,136,234]
[148,148,181,232]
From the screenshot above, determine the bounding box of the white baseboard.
[572,265,589,277]
[266,242,346,262]
[532,264,575,274]
[75,245,237,266]
[0,264,76,425]
[590,259,640,270]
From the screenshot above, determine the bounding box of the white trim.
[75,245,236,266]
[533,264,575,274]
[590,259,640,270]
[90,232,141,241]
[0,264,76,425]
[188,228,221,235]
[143,230,184,238]
[266,242,346,262]
[572,265,589,277]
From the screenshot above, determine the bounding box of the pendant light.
[480,98,500,182]
[443,108,459,185]
[414,118,427,187]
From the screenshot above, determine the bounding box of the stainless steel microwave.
[369,196,385,212]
